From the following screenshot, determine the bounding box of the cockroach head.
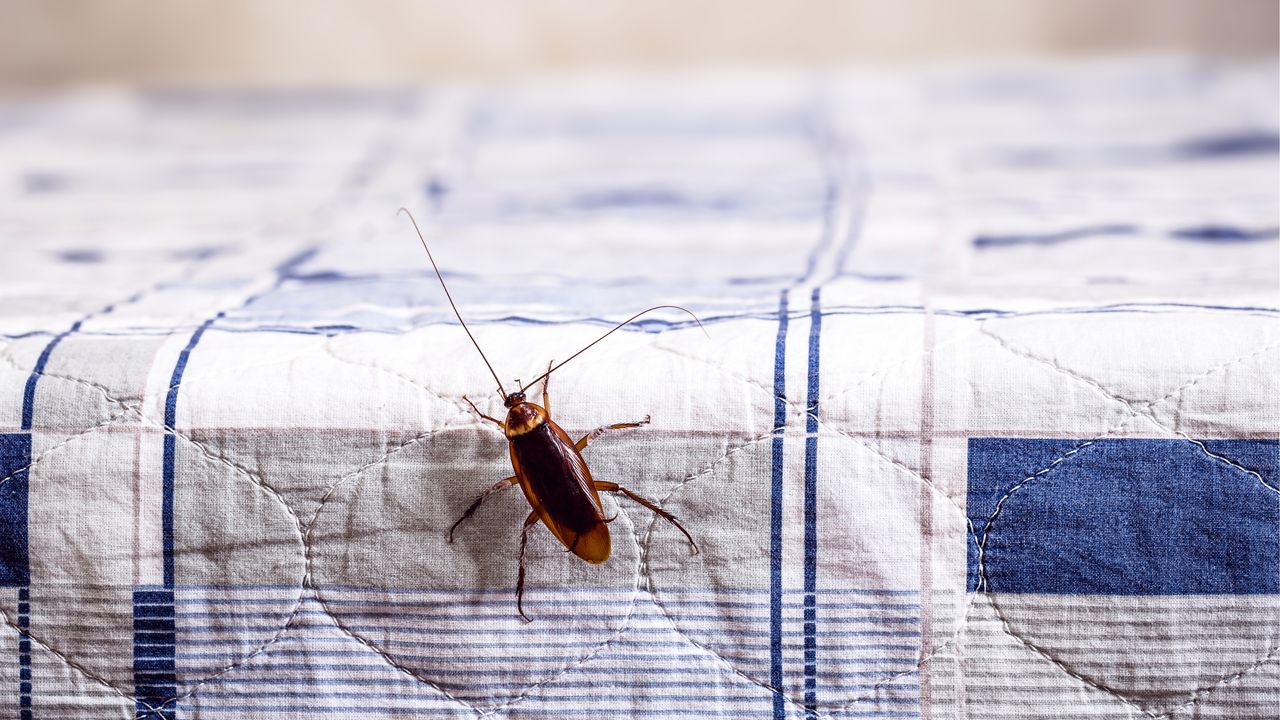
[503,391,526,408]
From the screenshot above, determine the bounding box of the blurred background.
[1,0,1276,87]
[0,0,1275,310]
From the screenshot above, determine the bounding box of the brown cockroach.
[399,208,700,621]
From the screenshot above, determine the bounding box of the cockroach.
[399,208,701,621]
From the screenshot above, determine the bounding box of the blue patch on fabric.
[968,438,1279,595]
[1169,225,1280,243]
[56,249,104,263]
[0,434,31,586]
[1175,130,1280,158]
[133,587,177,719]
[972,224,1139,249]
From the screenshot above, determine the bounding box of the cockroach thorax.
[505,401,547,437]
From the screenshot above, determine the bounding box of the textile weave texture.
[0,59,1277,719]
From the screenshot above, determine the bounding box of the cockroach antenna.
[521,305,708,391]
[398,207,508,400]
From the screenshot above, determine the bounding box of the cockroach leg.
[575,415,652,451]
[448,475,519,542]
[516,511,539,622]
[463,395,506,428]
[594,481,699,554]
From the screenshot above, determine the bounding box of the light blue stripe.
[177,640,918,662]
[176,634,916,654]
[177,661,919,676]
[188,675,919,690]
[172,606,919,620]
[312,585,920,595]
[167,596,919,610]
[291,597,922,610]
[173,615,917,632]
[178,703,918,718]
[170,629,919,653]
[171,624,919,645]
[194,689,869,704]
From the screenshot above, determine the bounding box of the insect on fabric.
[399,208,701,620]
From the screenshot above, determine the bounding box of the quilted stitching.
[0,62,1275,719]
[975,323,1280,717]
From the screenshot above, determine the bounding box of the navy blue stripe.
[153,247,306,589]
[154,247,308,588]
[802,288,823,717]
[20,320,83,430]
[8,321,41,719]
[0,435,32,586]
[17,586,30,720]
[768,289,789,720]
[134,618,177,632]
[163,319,215,587]
[20,288,143,425]
[160,432,176,589]
[165,320,215,428]
[140,315,217,720]
[134,588,177,720]
[15,285,197,720]
[135,589,176,604]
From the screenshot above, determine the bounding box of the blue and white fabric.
[0,59,1276,718]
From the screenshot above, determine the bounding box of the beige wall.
[1,0,1276,87]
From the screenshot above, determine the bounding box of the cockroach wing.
[509,417,611,564]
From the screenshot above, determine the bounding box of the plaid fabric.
[0,59,1276,719]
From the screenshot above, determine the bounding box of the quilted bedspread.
[0,59,1277,719]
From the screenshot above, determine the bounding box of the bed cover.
[0,59,1276,720]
